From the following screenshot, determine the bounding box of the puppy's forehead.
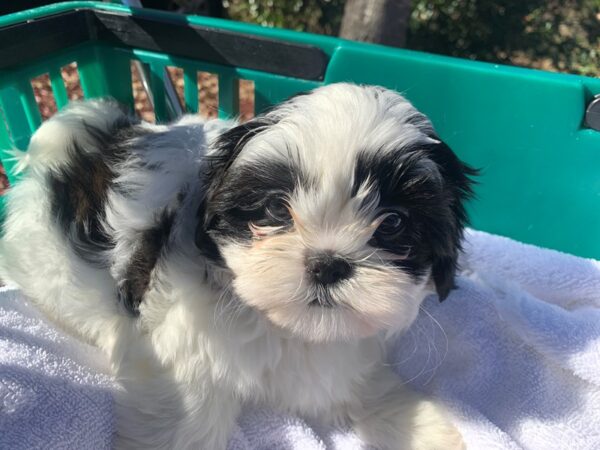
[232,84,437,185]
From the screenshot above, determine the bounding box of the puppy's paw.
[353,393,463,450]
[408,399,464,450]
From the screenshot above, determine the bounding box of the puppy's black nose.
[306,253,353,285]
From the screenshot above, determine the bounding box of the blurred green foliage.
[224,0,600,76]
[409,0,600,76]
[224,0,345,35]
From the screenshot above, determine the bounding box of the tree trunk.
[339,0,412,48]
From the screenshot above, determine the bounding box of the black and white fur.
[0,83,475,449]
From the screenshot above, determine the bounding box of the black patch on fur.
[204,160,305,243]
[46,106,179,315]
[119,211,175,315]
[353,140,477,301]
[422,140,478,300]
[48,112,141,265]
[203,118,277,187]
[195,117,285,262]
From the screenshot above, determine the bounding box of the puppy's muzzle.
[305,252,353,286]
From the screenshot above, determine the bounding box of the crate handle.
[585,95,600,131]
[122,0,184,120]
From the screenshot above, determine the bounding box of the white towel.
[0,286,116,450]
[2,230,599,449]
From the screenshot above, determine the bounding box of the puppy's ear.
[194,117,277,258]
[423,139,478,301]
[432,257,458,301]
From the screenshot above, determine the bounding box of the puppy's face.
[197,84,474,342]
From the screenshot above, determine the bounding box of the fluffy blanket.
[0,287,114,449]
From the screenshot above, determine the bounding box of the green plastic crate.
[1,1,599,259]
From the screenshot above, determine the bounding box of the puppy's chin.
[220,236,428,343]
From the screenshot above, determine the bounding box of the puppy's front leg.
[349,367,463,450]
[114,357,240,450]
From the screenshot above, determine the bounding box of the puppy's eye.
[265,197,291,222]
[375,211,405,237]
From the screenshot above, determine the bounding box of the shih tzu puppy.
[0,83,475,449]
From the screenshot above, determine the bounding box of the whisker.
[292,272,305,299]
[353,249,379,263]
[394,321,430,386]
[418,304,449,385]
[392,326,419,367]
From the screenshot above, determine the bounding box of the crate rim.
[0,1,598,91]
